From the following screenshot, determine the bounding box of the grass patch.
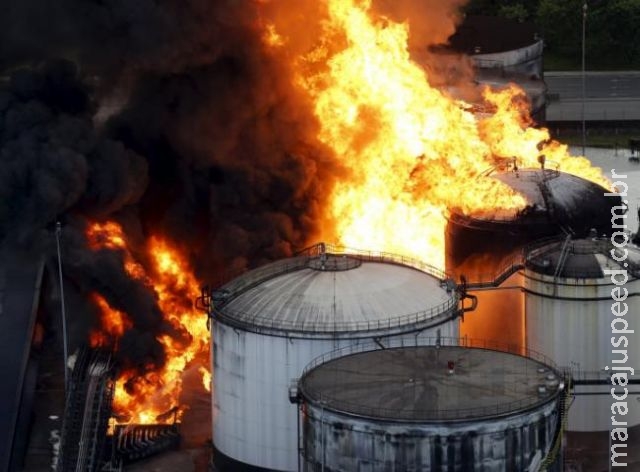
[544,53,580,71]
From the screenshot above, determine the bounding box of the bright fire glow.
[267,0,608,268]
[87,221,210,424]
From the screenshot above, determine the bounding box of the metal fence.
[213,296,458,335]
[212,242,450,296]
[298,336,564,422]
[209,242,460,334]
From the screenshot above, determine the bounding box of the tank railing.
[525,237,640,280]
[563,368,625,382]
[211,296,459,335]
[296,242,449,281]
[301,336,558,377]
[299,336,563,422]
[538,374,572,471]
[305,386,558,423]
[461,234,609,288]
[212,256,310,306]
[461,248,529,288]
[211,242,450,308]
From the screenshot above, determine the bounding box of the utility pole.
[581,1,588,156]
[55,221,69,395]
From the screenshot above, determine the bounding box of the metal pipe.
[55,221,69,395]
[581,2,587,156]
[297,405,301,472]
[321,399,325,472]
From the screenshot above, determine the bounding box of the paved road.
[546,71,640,99]
[545,71,640,121]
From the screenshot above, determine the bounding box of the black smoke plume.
[0,1,337,376]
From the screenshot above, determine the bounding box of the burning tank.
[446,167,622,350]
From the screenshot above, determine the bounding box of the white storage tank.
[524,238,640,431]
[209,243,469,471]
[295,339,565,471]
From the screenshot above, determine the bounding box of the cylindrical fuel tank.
[524,238,640,431]
[209,243,464,471]
[297,340,565,471]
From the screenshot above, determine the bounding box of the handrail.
[207,242,460,334]
[212,296,458,335]
[463,234,640,288]
[298,336,563,422]
[464,236,565,288]
[538,375,572,471]
[212,242,450,299]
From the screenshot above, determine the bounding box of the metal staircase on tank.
[551,232,573,294]
[537,374,573,471]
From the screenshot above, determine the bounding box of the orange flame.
[87,221,210,424]
[199,366,212,393]
[89,294,132,348]
[265,0,608,268]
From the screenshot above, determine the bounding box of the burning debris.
[87,221,209,424]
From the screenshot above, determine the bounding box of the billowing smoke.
[0,0,468,380]
[0,0,342,376]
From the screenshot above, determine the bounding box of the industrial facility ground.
[565,426,640,471]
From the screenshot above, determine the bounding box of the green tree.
[537,0,584,57]
[589,0,640,65]
[465,0,538,20]
[498,3,529,22]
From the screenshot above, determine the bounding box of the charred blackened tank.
[446,168,621,350]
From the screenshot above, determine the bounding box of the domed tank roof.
[299,344,562,421]
[211,244,458,338]
[449,169,619,238]
[526,238,640,279]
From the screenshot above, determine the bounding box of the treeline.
[465,0,640,68]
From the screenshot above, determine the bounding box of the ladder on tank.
[536,374,573,471]
[551,232,573,294]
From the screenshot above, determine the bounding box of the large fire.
[87,222,210,424]
[264,0,608,269]
[83,0,610,427]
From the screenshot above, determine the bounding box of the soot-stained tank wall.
[298,344,564,472]
[301,405,559,472]
[446,169,619,351]
[446,169,619,273]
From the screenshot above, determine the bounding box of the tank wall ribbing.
[524,273,640,431]
[301,399,559,472]
[212,319,459,471]
[472,41,544,78]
